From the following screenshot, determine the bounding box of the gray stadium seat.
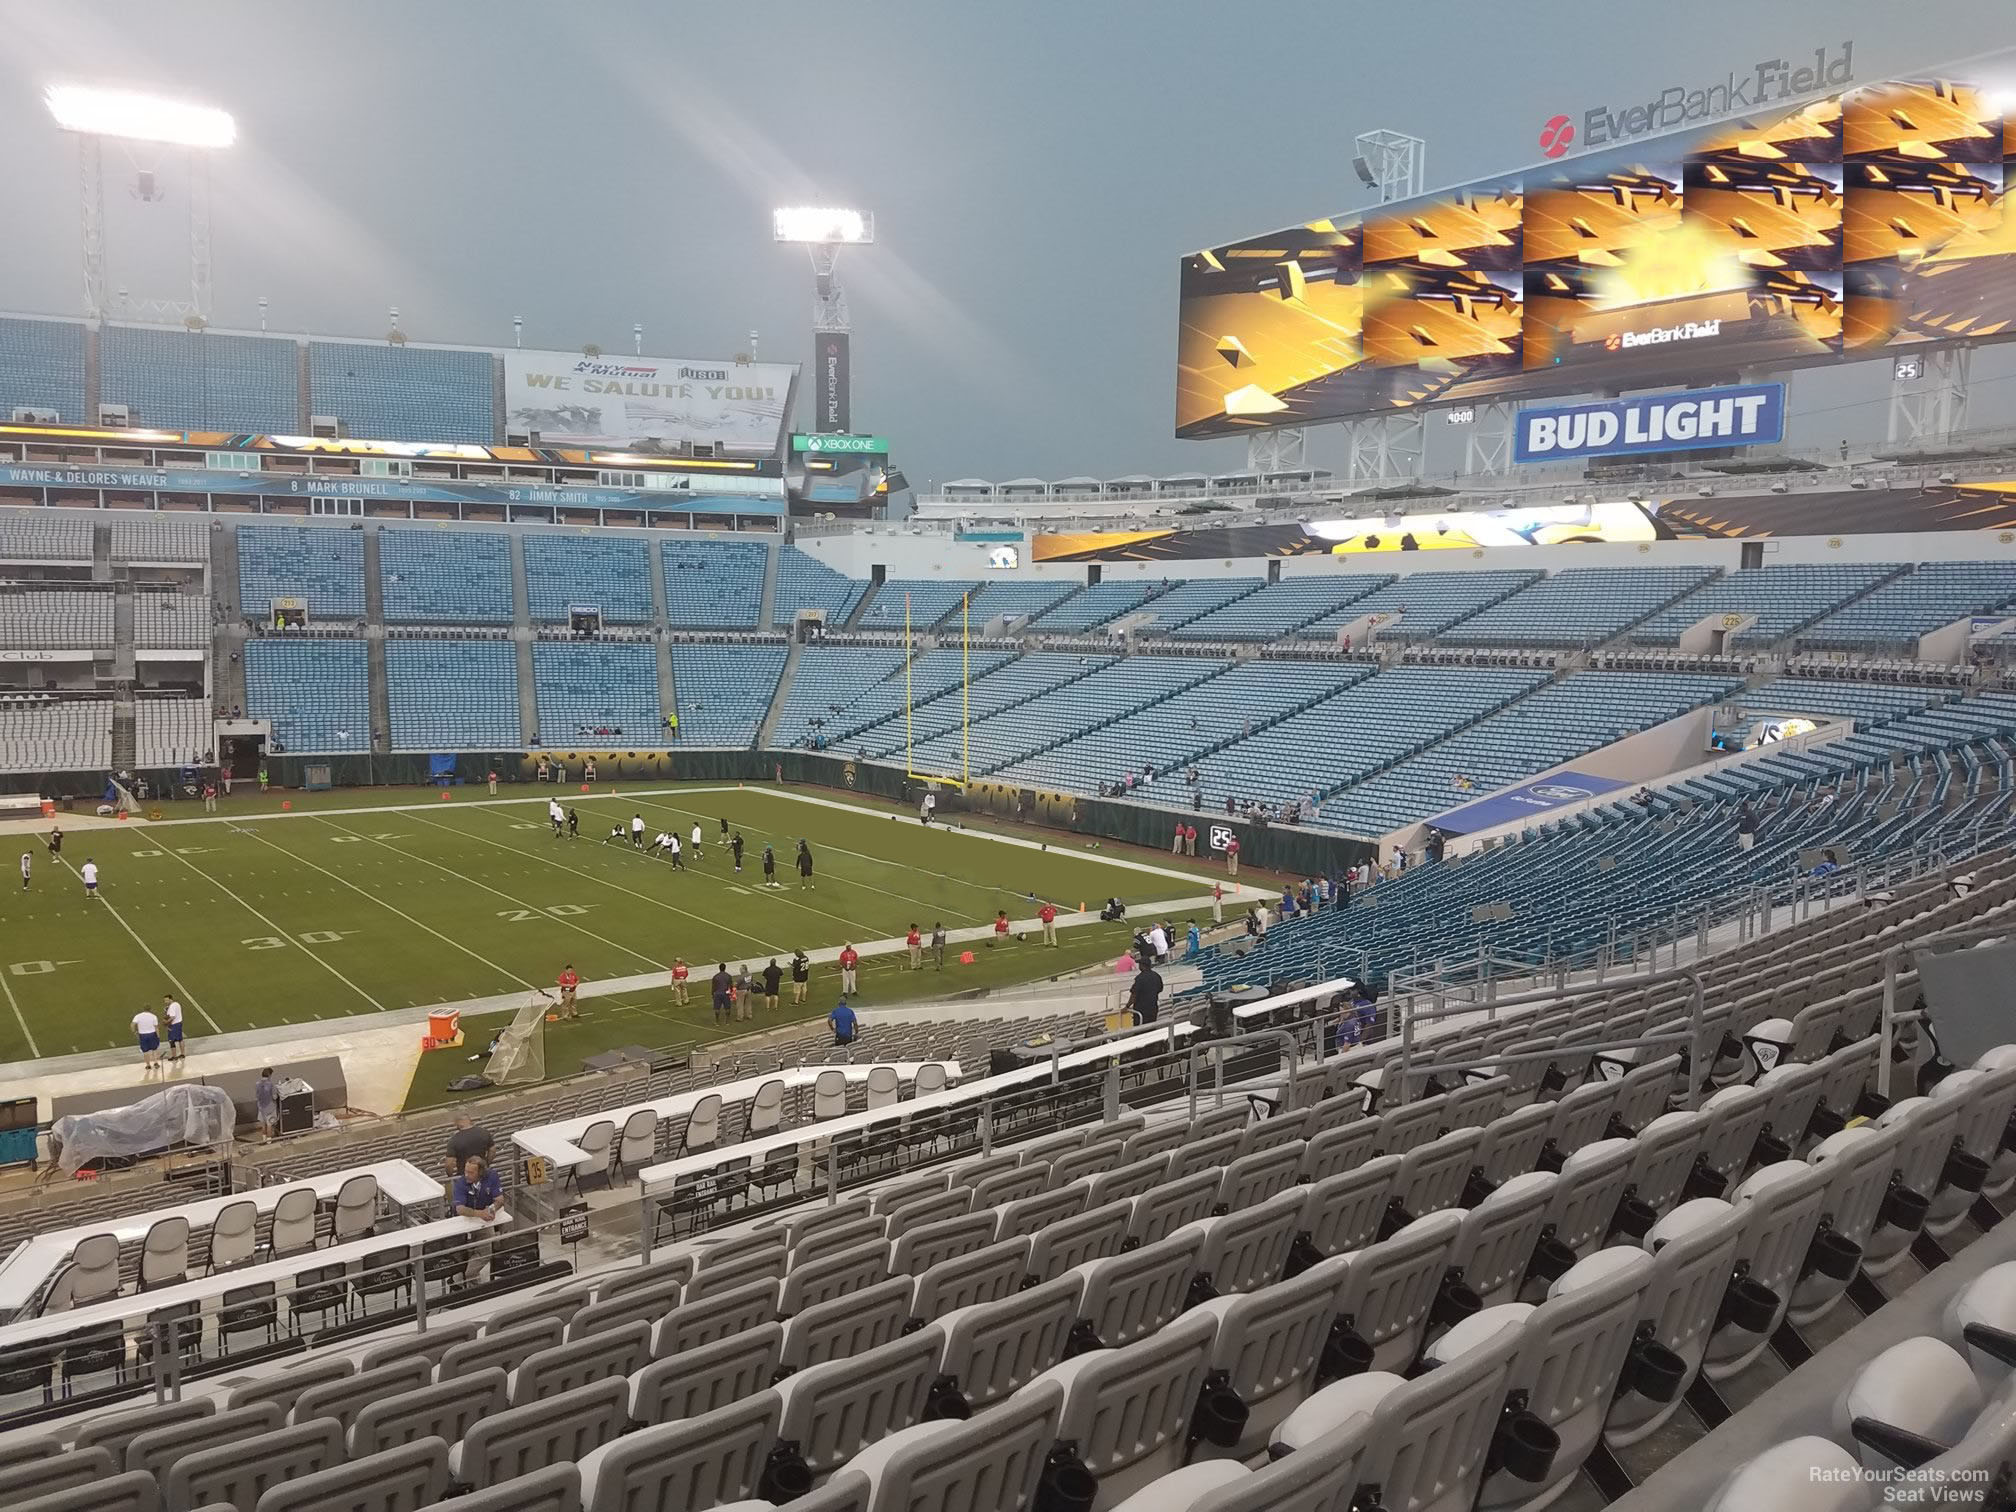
[508,1320,650,1406]
[250,1436,448,1512]
[577,1391,779,1512]
[1299,1156,1401,1259]
[1073,1230,1201,1348]
[351,1367,509,1457]
[438,1317,565,1382]
[1704,1160,1829,1380]
[629,1321,783,1425]
[431,1464,579,1512]
[841,1375,1061,1512]
[71,1397,214,1467]
[936,1273,1081,1408]
[1191,1254,1351,1457]
[780,1239,890,1311]
[126,1405,285,1485]
[449,1377,627,1490]
[1036,1309,1216,1506]
[1217,1144,1303,1212]
[166,1420,346,1512]
[1129,1170,1221,1247]
[0,1430,60,1470]
[781,1276,913,1371]
[355,1320,481,1373]
[890,1211,995,1276]
[772,1325,945,1477]
[1331,1210,1462,1374]
[711,1472,869,1512]
[994,1184,1087,1242]
[566,1275,685,1341]
[911,1235,1030,1319]
[8,1471,164,1512]
[290,1357,431,1437]
[1180,1188,1304,1296]
[1026,1199,1130,1283]
[1605,1197,1746,1449]
[1110,1412,1372,1511]
[225,1359,353,1421]
[1449,1172,1558,1309]
[652,1277,778,1357]
[0,1447,116,1503]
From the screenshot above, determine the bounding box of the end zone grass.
[0,782,1216,1070]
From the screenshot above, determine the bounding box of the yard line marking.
[0,960,39,1058]
[239,823,533,992]
[407,808,803,954]
[460,803,883,941]
[54,857,225,1033]
[318,816,667,973]
[615,794,995,916]
[142,846,384,1015]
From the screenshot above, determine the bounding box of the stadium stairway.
[756,641,805,750]
[757,540,780,632]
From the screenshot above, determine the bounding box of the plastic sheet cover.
[49,1084,237,1172]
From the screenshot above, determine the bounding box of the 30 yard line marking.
[0,961,38,1058]
[141,846,384,1014]
[407,808,798,955]
[464,804,879,941]
[318,816,667,973]
[238,823,533,992]
[55,857,224,1033]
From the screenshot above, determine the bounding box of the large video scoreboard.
[1177,56,2016,438]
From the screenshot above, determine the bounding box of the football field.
[0,783,1218,1069]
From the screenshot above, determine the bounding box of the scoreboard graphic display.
[1177,59,2016,437]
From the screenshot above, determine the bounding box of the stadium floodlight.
[773,206,874,244]
[44,84,236,148]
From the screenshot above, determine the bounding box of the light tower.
[1338,127,1433,485]
[45,84,237,325]
[774,207,874,434]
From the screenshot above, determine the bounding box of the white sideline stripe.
[138,784,746,829]
[412,807,795,956]
[318,816,665,974]
[0,957,39,1059]
[239,822,533,991]
[56,856,226,1033]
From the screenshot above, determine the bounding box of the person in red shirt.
[669,957,689,1005]
[1226,836,1241,877]
[993,909,1011,946]
[906,924,923,970]
[838,944,860,995]
[1171,822,1185,856]
[1038,901,1058,946]
[556,964,581,1021]
[1184,824,1198,857]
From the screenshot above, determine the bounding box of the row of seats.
[1442,566,1718,648]
[1302,569,1541,643]
[668,644,788,748]
[134,700,213,767]
[385,639,520,750]
[0,700,112,775]
[132,592,209,649]
[1800,562,2016,651]
[1631,563,1900,650]
[379,530,513,625]
[1170,575,1391,641]
[661,540,766,630]
[0,589,114,650]
[854,578,983,630]
[772,547,868,628]
[242,641,370,753]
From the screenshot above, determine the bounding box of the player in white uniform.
[689,823,703,861]
[81,858,99,897]
[18,851,28,891]
[548,799,564,837]
[631,814,646,849]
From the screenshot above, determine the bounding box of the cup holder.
[1525,1235,1576,1287]
[1944,1148,1990,1196]
[1190,1374,1251,1449]
[1611,1195,1657,1242]
[1806,1104,1847,1142]
[1283,1232,1324,1279]
[924,1373,972,1421]
[1879,1181,1931,1233]
[1431,1274,1482,1331]
[758,1443,812,1503]
[1036,1447,1098,1512]
[1496,1409,1561,1484]
[1803,1226,1862,1283]
[1625,1336,1686,1403]
[1319,1319,1374,1384]
[1683,1158,1728,1202]
[1752,1129,1791,1168]
[1719,1275,1779,1335]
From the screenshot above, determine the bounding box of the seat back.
[250,1436,448,1512]
[577,1392,778,1512]
[774,1325,944,1476]
[455,1377,627,1490]
[1475,1105,1554,1186]
[356,1320,481,1373]
[6,1470,162,1512]
[1359,1320,1523,1512]
[1052,1310,1215,1483]
[885,1190,975,1243]
[689,1229,788,1297]
[1219,1144,1304,1212]
[1085,1154,1172,1208]
[1077,1231,1201,1348]
[331,1174,379,1242]
[0,1447,114,1503]
[428,1464,579,1512]
[1302,1121,1380,1182]
[891,1212,996,1276]
[1378,1097,1445,1157]
[683,1094,722,1152]
[856,1376,1061,1512]
[70,1232,121,1304]
[167,1420,345,1512]
[291,1357,430,1435]
[782,1276,913,1370]
[1451,1175,1556,1310]
[654,1277,779,1357]
[1394,1128,1483,1219]
[1190,1189,1304,1296]
[1026,1199,1130,1282]
[1169,1130,1246,1183]
[1205,1256,1350,1428]
[140,1216,191,1288]
[568,1273,685,1341]
[631,1322,783,1426]
[352,1368,508,1457]
[1511,1250,1654,1455]
[1546,1138,1637,1258]
[1190,1412,1372,1512]
[780,1239,890,1312]
[482,1290,584,1338]
[791,1216,888,1272]
[1130,1170,1221,1248]
[206,1199,260,1272]
[618,1108,660,1168]
[1606,1200,1743,1446]
[72,1397,213,1466]
[226,1361,351,1422]
[994,1184,1087,1242]
[748,1079,786,1135]
[512,1321,650,1406]
[938,1274,1081,1408]
[1626,1112,1708,1215]
[439,1318,564,1382]
[596,1254,696,1302]
[1301,1156,1401,1258]
[912,1236,1030,1319]
[1335,1211,1462,1374]
[270,1188,319,1255]
[1052,1139,1127,1189]
[1122,1122,1192,1164]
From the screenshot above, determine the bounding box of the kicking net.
[484,988,552,1085]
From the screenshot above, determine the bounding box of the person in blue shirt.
[452,1155,503,1223]
[1280,885,1298,920]
[1185,919,1201,957]
[829,997,857,1046]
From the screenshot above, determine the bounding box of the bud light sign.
[1514,382,1784,463]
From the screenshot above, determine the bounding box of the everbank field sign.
[503,350,796,450]
[1543,41,1854,156]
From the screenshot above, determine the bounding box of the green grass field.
[0,783,1217,1070]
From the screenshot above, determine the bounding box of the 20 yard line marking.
[55,858,224,1033]
[0,962,39,1058]
[139,847,384,1014]
[238,824,534,992]
[318,817,667,973]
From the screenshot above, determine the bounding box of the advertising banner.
[816,334,852,434]
[502,350,795,451]
[1513,382,1784,462]
[1432,771,1630,835]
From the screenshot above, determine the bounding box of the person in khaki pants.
[1039,901,1058,945]
[906,924,923,969]
[1226,837,1240,876]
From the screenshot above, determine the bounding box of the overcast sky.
[2,1,2012,485]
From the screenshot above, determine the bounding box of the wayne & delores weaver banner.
[503,350,796,451]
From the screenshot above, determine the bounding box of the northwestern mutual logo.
[1548,42,1853,156]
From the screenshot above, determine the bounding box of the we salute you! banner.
[503,350,796,451]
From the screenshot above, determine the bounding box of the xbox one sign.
[792,433,888,454]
